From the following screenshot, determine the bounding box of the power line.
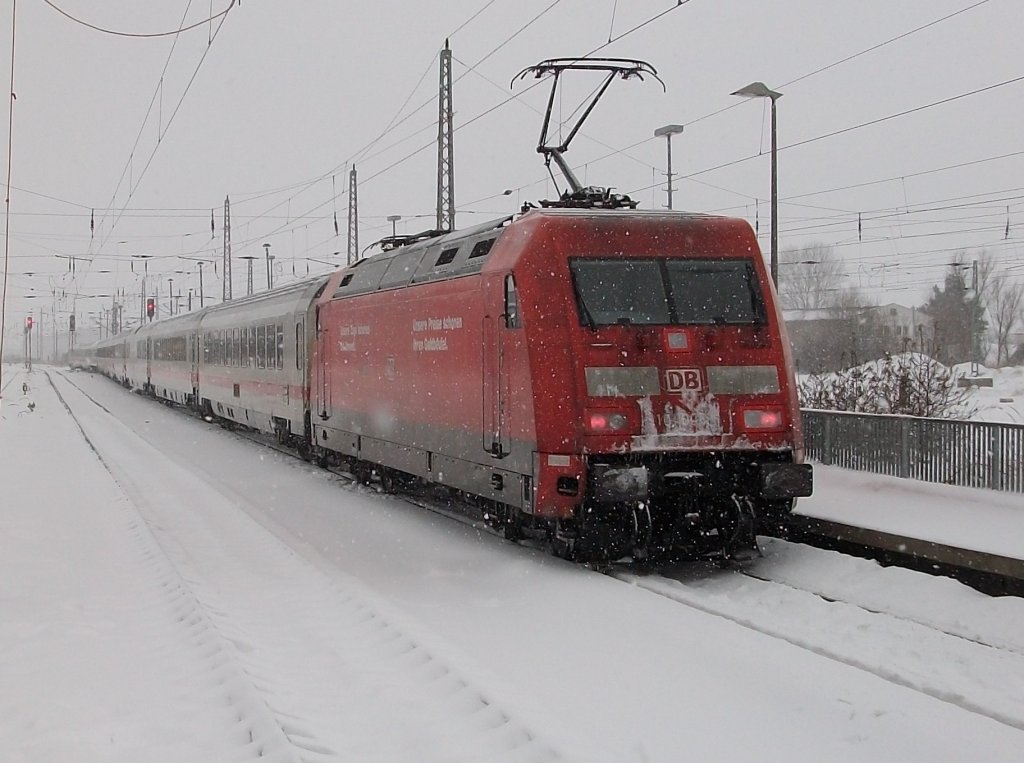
[626,73,1024,199]
[41,0,236,38]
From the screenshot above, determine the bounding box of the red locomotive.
[309,209,811,561]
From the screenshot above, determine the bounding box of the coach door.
[482,274,515,458]
[315,311,331,420]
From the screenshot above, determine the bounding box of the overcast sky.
[1,0,1022,343]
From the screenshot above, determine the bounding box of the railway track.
[49,369,568,761]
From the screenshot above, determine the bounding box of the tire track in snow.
[51,370,566,763]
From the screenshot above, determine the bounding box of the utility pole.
[198,261,205,307]
[347,165,358,265]
[223,195,233,302]
[241,256,256,296]
[436,40,455,232]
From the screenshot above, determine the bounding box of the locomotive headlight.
[585,410,630,434]
[741,407,785,431]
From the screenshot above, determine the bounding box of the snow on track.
[47,370,565,762]
[617,547,1024,733]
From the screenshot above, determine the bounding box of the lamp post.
[387,214,401,238]
[653,124,684,210]
[731,82,782,287]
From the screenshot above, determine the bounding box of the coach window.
[256,325,266,368]
[504,274,520,329]
[276,324,284,369]
[295,323,303,370]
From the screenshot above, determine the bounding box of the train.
[70,207,812,563]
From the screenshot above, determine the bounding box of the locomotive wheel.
[722,497,760,562]
[502,509,524,542]
[376,468,397,493]
[631,503,653,561]
[569,503,634,563]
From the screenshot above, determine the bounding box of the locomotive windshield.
[570,257,766,326]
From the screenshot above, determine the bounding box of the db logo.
[665,368,702,392]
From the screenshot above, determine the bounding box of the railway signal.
[146,298,155,321]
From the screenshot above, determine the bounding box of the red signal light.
[146,298,155,319]
[25,316,33,330]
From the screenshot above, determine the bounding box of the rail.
[801,409,1024,493]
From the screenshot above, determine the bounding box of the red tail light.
[585,410,630,434]
[742,407,785,431]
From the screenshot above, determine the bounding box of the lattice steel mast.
[436,40,455,232]
[222,195,232,301]
[347,165,358,265]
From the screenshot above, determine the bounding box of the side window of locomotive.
[665,259,766,325]
[569,259,670,326]
[436,247,459,266]
[504,274,521,329]
[469,239,494,260]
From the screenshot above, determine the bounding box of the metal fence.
[801,409,1024,493]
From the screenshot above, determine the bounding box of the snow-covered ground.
[3,364,1024,761]
[958,363,1024,424]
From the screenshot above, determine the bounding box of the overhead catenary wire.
[236,1,691,250]
[96,2,236,252]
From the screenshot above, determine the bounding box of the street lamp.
[653,124,684,210]
[387,214,401,238]
[731,82,782,287]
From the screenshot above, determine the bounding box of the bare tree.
[777,243,856,310]
[799,353,975,419]
[989,276,1024,366]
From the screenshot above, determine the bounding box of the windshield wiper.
[577,297,598,332]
